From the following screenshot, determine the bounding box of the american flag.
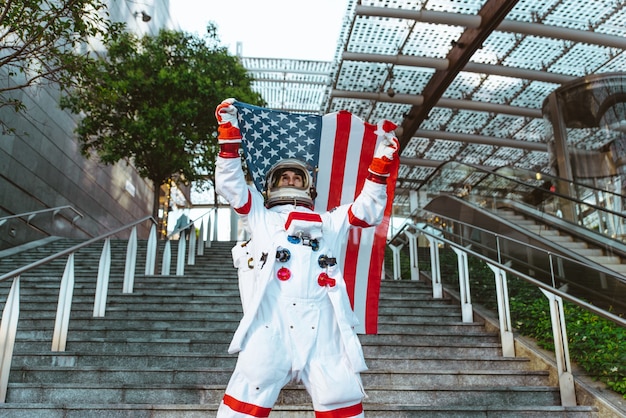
[234,101,399,334]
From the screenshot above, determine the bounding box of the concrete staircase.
[495,208,626,276]
[0,238,599,417]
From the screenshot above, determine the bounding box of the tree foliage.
[0,0,109,130]
[60,25,264,219]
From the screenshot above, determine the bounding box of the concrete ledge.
[0,236,62,259]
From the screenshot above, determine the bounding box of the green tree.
[60,25,264,221]
[0,0,109,132]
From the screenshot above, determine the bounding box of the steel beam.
[355,4,626,49]
[341,51,575,84]
[397,0,520,150]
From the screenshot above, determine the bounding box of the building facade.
[0,0,175,250]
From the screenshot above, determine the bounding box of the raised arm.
[348,122,399,228]
[214,98,251,212]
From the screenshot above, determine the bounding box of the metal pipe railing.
[162,208,217,276]
[0,206,84,227]
[0,216,158,403]
[0,216,154,284]
[390,219,626,407]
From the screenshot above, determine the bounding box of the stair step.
[4,383,563,406]
[11,366,550,387]
[0,403,599,418]
[11,351,529,370]
[14,335,501,354]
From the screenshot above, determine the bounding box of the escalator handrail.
[418,161,626,219]
[417,202,626,282]
[409,220,626,328]
[495,197,626,258]
[494,165,626,203]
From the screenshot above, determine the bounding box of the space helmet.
[265,158,317,209]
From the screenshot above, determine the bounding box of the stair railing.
[162,208,216,276]
[0,206,86,243]
[388,219,626,407]
[0,206,84,228]
[0,216,156,403]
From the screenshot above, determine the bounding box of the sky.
[169,0,350,61]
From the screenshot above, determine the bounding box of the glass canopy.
[240,0,626,214]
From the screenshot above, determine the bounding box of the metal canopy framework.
[241,58,332,114]
[241,0,626,214]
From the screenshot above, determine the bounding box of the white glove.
[373,133,399,161]
[369,121,399,177]
[215,98,241,142]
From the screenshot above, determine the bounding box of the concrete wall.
[0,0,175,250]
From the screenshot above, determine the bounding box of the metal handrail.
[166,208,217,240]
[0,205,84,227]
[161,208,218,276]
[0,216,154,283]
[391,220,626,407]
[0,216,157,403]
[406,220,626,327]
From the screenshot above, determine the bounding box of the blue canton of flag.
[234,101,322,193]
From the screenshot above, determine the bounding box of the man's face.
[279,170,304,188]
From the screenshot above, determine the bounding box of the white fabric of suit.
[215,156,387,417]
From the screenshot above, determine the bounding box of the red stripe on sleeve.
[314,402,363,417]
[234,190,252,215]
[223,394,271,417]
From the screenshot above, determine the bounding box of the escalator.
[412,161,626,317]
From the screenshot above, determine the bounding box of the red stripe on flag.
[364,157,400,333]
[342,119,379,319]
[355,120,378,193]
[364,223,386,333]
[327,111,352,210]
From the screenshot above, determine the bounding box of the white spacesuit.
[214,98,398,417]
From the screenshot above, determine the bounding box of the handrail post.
[162,240,171,275]
[188,226,197,265]
[388,243,402,280]
[540,288,577,406]
[93,238,111,317]
[487,262,515,357]
[176,231,186,276]
[0,276,20,403]
[404,229,420,281]
[206,214,213,249]
[145,224,157,275]
[426,236,443,299]
[123,226,138,293]
[52,254,75,352]
[452,246,473,323]
[197,220,205,256]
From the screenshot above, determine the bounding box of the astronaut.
[214,98,399,417]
